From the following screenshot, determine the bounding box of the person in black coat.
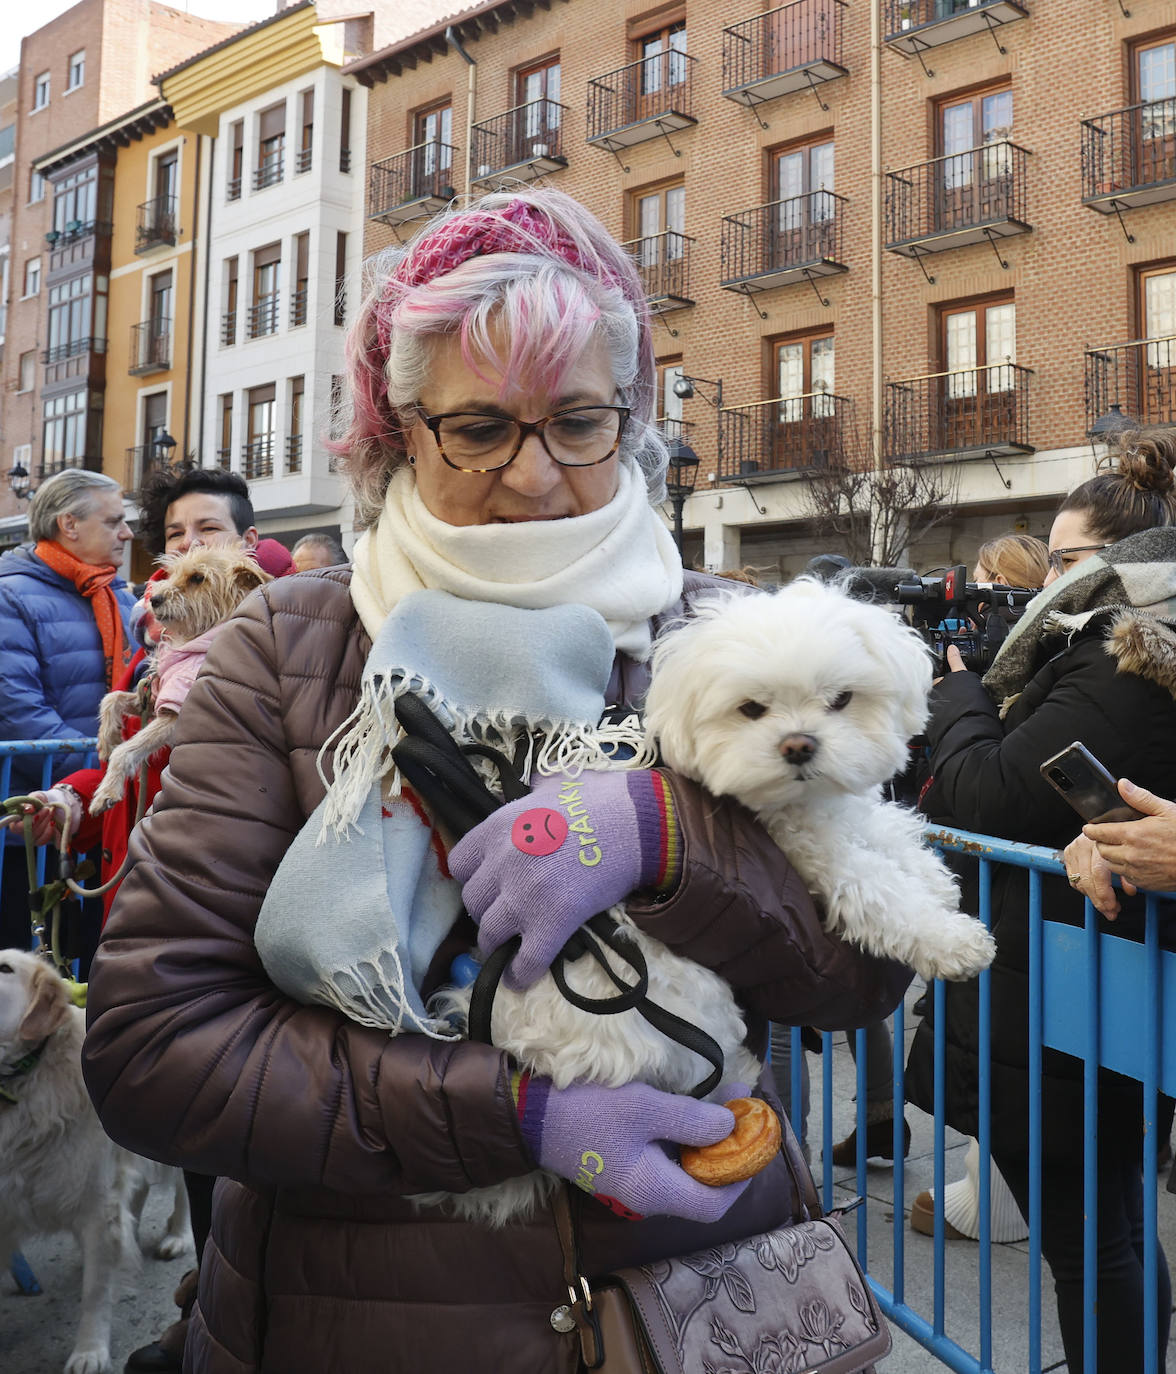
[906,428,1176,1374]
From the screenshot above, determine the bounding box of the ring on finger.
[1068,871,1083,887]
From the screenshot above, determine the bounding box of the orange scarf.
[35,539,129,689]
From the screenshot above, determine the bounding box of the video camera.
[805,555,1039,673]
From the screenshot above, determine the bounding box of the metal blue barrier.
[776,827,1173,1374]
[0,738,100,898]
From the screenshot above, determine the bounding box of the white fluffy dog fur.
[0,951,191,1374]
[91,546,271,814]
[644,579,995,982]
[427,578,992,1228]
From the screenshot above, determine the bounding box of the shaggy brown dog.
[90,546,271,813]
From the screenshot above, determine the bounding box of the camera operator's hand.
[934,643,972,686]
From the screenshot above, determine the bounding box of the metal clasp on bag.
[569,1274,593,1312]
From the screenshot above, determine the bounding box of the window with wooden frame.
[223,257,238,346]
[412,101,453,194]
[250,243,281,338]
[767,329,838,471]
[629,181,686,293]
[340,88,353,172]
[246,383,276,477]
[142,391,168,452]
[514,55,561,158]
[1136,261,1176,423]
[935,293,1016,448]
[256,103,286,188]
[287,375,305,473]
[228,121,244,200]
[656,357,685,436]
[770,135,836,261]
[1132,34,1176,184]
[334,231,347,327]
[149,270,172,367]
[218,393,233,466]
[296,90,314,173]
[291,232,309,327]
[631,11,687,118]
[937,83,1013,202]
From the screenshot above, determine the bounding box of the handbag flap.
[605,1215,891,1374]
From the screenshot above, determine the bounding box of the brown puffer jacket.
[82,569,911,1374]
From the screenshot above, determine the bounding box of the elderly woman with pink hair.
[82,190,908,1374]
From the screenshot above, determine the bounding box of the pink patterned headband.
[374,198,635,354]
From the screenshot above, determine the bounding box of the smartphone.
[1038,742,1145,824]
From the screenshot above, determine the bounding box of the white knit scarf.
[349,458,683,659]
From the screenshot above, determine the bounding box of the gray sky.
[0,1,281,76]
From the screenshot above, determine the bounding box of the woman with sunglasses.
[906,427,1176,1374]
[80,189,909,1374]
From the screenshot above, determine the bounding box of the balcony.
[135,196,177,254]
[290,288,307,328]
[227,176,242,202]
[253,143,284,191]
[40,454,103,482]
[295,145,312,175]
[624,231,695,315]
[340,146,352,173]
[883,0,1028,60]
[718,394,853,481]
[221,310,236,347]
[721,192,848,300]
[42,337,106,365]
[885,141,1031,259]
[247,293,280,340]
[368,142,458,226]
[885,363,1033,461]
[128,321,171,375]
[214,448,232,471]
[1085,335,1176,430]
[1082,98,1176,212]
[722,0,847,112]
[286,434,303,475]
[658,416,696,445]
[243,438,274,480]
[123,446,158,493]
[586,51,697,156]
[471,100,567,184]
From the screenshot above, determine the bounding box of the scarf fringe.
[317,946,459,1042]
[317,674,659,843]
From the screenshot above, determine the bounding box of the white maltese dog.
[424,577,991,1227]
[644,577,995,983]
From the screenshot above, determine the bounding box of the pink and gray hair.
[333,189,667,522]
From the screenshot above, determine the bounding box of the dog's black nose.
[779,734,819,765]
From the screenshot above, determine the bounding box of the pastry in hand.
[680,1097,782,1186]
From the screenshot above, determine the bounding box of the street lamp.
[672,374,724,473]
[153,431,178,467]
[8,462,32,500]
[1087,402,1136,457]
[666,437,700,555]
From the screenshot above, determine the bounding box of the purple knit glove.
[449,769,680,989]
[514,1074,750,1222]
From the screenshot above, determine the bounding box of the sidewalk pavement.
[3,978,1173,1372]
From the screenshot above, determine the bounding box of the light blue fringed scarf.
[255,590,657,1039]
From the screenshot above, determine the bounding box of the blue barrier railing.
[0,738,100,895]
[776,826,1173,1374]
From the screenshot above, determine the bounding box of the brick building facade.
[349,0,1176,578]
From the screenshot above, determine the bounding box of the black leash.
[389,693,725,1098]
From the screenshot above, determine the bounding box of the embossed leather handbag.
[552,1110,891,1374]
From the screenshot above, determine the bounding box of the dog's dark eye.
[187,572,205,585]
[829,691,853,712]
[0,963,12,974]
[739,700,767,720]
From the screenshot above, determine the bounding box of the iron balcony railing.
[37,454,103,482]
[242,438,274,480]
[885,362,1033,461]
[290,288,308,328]
[340,146,352,173]
[221,310,236,347]
[214,448,232,471]
[587,49,697,144]
[623,231,695,307]
[41,337,105,364]
[286,434,303,475]
[368,142,459,223]
[883,0,1028,45]
[657,417,696,444]
[1085,334,1176,430]
[721,191,846,285]
[295,145,312,174]
[718,392,853,480]
[472,100,567,182]
[885,141,1030,250]
[247,293,280,339]
[1082,97,1176,205]
[227,175,242,202]
[129,320,171,375]
[253,141,284,191]
[135,195,177,253]
[45,218,110,249]
[722,0,847,99]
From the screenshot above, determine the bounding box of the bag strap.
[553,1183,605,1368]
[776,1103,822,1220]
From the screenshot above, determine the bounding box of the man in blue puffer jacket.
[0,468,133,947]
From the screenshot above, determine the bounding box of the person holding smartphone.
[1064,779,1176,916]
[906,427,1176,1374]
